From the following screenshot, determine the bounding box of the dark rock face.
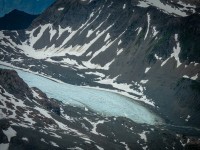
[0,69,32,99]
[179,14,200,62]
[0,9,38,30]
[175,79,200,125]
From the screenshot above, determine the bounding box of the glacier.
[0,65,162,125]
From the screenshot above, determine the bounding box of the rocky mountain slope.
[0,0,200,131]
[1,68,200,150]
[0,10,38,30]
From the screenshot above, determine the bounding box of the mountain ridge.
[0,9,38,30]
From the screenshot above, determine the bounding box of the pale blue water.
[0,65,162,125]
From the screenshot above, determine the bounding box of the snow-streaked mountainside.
[0,0,55,17]
[0,0,200,133]
[1,68,200,150]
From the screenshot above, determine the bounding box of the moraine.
[0,65,162,125]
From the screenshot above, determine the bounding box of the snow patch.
[183,75,189,79]
[41,138,48,144]
[84,117,106,136]
[123,4,126,9]
[191,74,198,80]
[136,27,142,35]
[49,26,57,41]
[86,51,92,57]
[144,13,150,40]
[22,137,29,142]
[85,71,105,78]
[185,115,190,122]
[140,80,149,84]
[173,34,181,67]
[120,142,130,150]
[152,26,159,37]
[58,7,64,11]
[183,74,198,81]
[145,67,151,73]
[86,29,94,37]
[137,1,149,7]
[104,33,111,42]
[3,127,17,142]
[23,112,36,125]
[95,76,155,106]
[96,145,104,150]
[118,39,122,45]
[77,73,85,78]
[50,141,59,147]
[154,54,162,60]
[139,131,149,142]
[137,0,195,17]
[161,34,181,67]
[117,48,124,55]
[50,132,62,139]
[32,88,42,99]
